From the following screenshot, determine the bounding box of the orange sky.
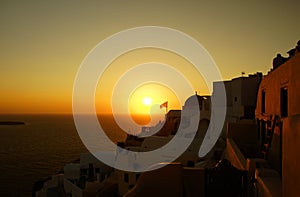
[1,1,300,114]
[95,48,208,115]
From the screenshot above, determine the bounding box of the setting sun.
[142,97,152,106]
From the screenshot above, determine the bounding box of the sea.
[0,114,127,196]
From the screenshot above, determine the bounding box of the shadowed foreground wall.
[283,115,300,196]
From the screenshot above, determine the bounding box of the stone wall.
[282,115,300,197]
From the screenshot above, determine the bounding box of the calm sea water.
[0,114,126,196]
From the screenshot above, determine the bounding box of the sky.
[1,0,300,114]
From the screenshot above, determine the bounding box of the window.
[136,174,140,181]
[124,173,129,183]
[261,90,266,114]
[280,87,288,117]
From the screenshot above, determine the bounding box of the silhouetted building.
[255,50,300,197]
[213,73,262,141]
[215,73,262,121]
[273,53,287,69]
[296,40,300,53]
[287,48,296,59]
[225,47,300,197]
[140,93,211,137]
[182,93,211,111]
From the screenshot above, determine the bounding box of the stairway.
[261,115,279,159]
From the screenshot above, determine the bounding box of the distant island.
[0,121,25,125]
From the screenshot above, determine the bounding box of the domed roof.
[183,93,203,109]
